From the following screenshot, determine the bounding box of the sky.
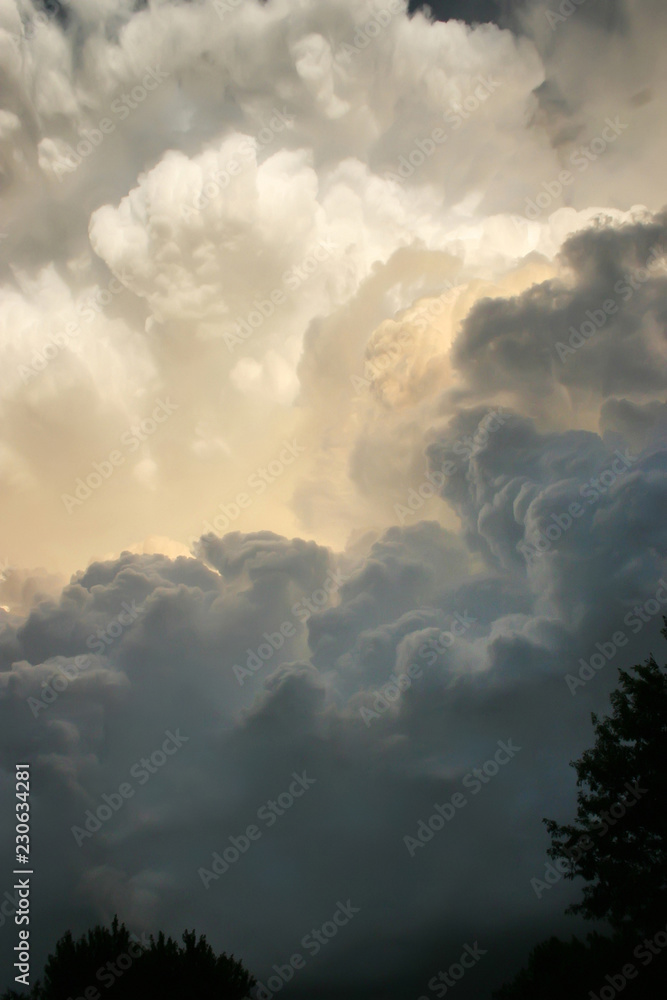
[0,0,666,996]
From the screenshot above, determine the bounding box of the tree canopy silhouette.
[494,623,667,997]
[493,933,629,1000]
[544,634,667,938]
[2,916,255,999]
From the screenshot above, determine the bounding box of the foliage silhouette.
[2,916,255,999]
[494,623,667,997]
[545,633,667,937]
[493,931,664,999]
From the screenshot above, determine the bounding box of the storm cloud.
[1,0,666,996]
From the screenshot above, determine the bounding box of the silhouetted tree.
[493,934,622,1000]
[544,633,667,938]
[493,624,667,997]
[1,916,254,999]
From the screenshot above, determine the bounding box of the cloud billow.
[1,0,667,995]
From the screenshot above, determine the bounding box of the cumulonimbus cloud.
[1,0,667,995]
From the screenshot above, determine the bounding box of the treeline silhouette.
[494,622,667,998]
[1,917,255,999]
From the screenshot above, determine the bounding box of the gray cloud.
[1,1,667,996]
[452,213,667,405]
[1,477,666,993]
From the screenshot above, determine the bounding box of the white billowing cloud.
[1,1,667,994]
[0,0,615,574]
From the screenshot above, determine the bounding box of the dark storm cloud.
[411,0,511,26]
[414,0,638,35]
[426,404,667,654]
[599,396,667,452]
[2,1,667,997]
[2,464,666,995]
[452,212,667,401]
[2,215,667,993]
